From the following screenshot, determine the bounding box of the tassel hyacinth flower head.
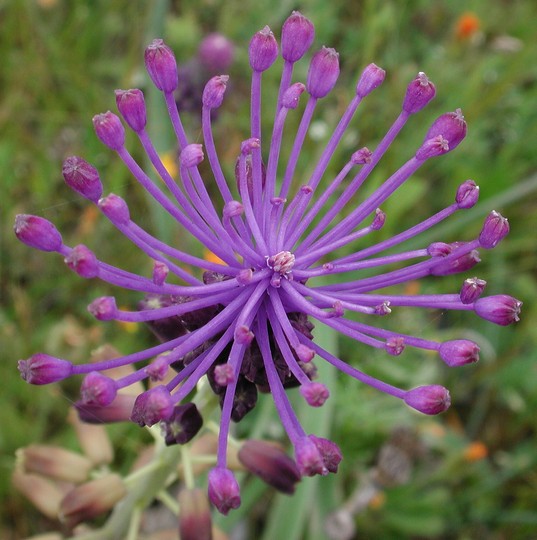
[15,11,521,515]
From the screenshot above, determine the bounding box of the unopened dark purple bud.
[98,193,130,225]
[431,242,481,275]
[18,354,73,385]
[152,260,169,285]
[460,277,486,304]
[131,386,174,427]
[80,372,117,407]
[181,144,204,168]
[144,39,178,92]
[202,75,229,109]
[423,109,467,153]
[306,47,340,99]
[161,403,203,445]
[415,135,449,160]
[65,245,99,278]
[371,208,386,230]
[294,435,327,477]
[62,156,103,202]
[14,215,62,252]
[178,488,212,540]
[309,435,342,474]
[115,89,146,132]
[87,296,117,321]
[300,382,329,407]
[403,72,436,114]
[214,363,235,385]
[404,385,451,415]
[386,336,405,356]
[428,242,452,257]
[439,340,480,367]
[356,63,385,97]
[249,26,278,72]
[76,394,135,424]
[281,82,306,109]
[351,147,372,165]
[479,210,509,249]
[281,11,315,63]
[456,180,479,209]
[238,440,301,494]
[474,295,522,326]
[93,111,125,150]
[207,467,241,515]
[198,33,234,71]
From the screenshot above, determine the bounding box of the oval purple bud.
[249,26,278,72]
[371,208,386,230]
[98,193,130,225]
[351,147,372,165]
[14,214,62,252]
[65,245,99,278]
[460,277,487,304]
[80,372,117,407]
[92,111,125,150]
[207,467,241,515]
[202,75,229,109]
[404,385,451,415]
[115,89,146,132]
[18,354,73,385]
[281,82,306,109]
[281,11,315,63]
[403,72,436,114]
[356,63,385,97]
[438,340,480,367]
[87,296,117,321]
[294,435,327,477]
[308,435,342,474]
[300,382,330,407]
[456,180,479,209]
[144,39,178,92]
[161,403,203,446]
[474,295,522,326]
[130,386,174,427]
[423,108,467,153]
[198,33,234,72]
[307,47,340,99]
[180,144,204,168]
[479,210,509,249]
[152,260,169,286]
[62,156,103,202]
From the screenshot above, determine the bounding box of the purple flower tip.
[351,147,372,165]
[456,179,480,209]
[404,385,451,415]
[249,26,278,72]
[386,336,405,356]
[214,363,235,385]
[356,63,386,98]
[145,355,169,381]
[18,354,73,385]
[92,111,125,150]
[202,75,229,109]
[62,156,103,202]
[430,242,481,276]
[479,210,509,249]
[115,89,147,132]
[300,382,330,407]
[181,144,204,168]
[223,200,244,218]
[207,467,241,515]
[460,277,487,304]
[403,71,436,114]
[295,343,315,363]
[474,295,522,326]
[294,435,328,477]
[438,340,480,367]
[281,11,315,63]
[235,325,255,344]
[198,33,234,72]
[307,46,340,99]
[152,260,169,286]
[14,214,62,252]
[87,296,117,320]
[130,386,174,427]
[161,403,203,446]
[423,108,467,154]
[371,208,386,230]
[309,435,342,474]
[80,371,117,406]
[98,193,130,225]
[144,38,178,92]
[65,244,99,278]
[281,82,306,109]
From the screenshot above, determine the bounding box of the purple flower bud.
[76,394,135,424]
[423,109,467,153]
[474,295,522,326]
[281,11,315,63]
[87,296,117,321]
[214,363,235,385]
[402,72,436,114]
[371,208,386,230]
[438,340,480,367]
[144,39,178,92]
[180,144,204,168]
[281,82,306,109]
[428,242,452,257]
[356,63,386,97]
[456,179,479,209]
[152,260,169,286]
[306,47,340,99]
[198,33,234,72]
[249,26,278,72]
[479,210,509,249]
[80,372,117,407]
[98,193,130,225]
[238,440,301,494]
[415,135,449,160]
[130,386,174,427]
[235,325,254,345]
[145,355,169,381]
[309,435,342,474]
[207,467,241,515]
[223,200,244,218]
[178,488,212,540]
[92,111,125,150]
[115,89,146,132]
[404,385,451,415]
[65,245,99,278]
[236,268,253,285]
[300,382,330,407]
[161,403,203,445]
[62,156,103,202]
[460,277,486,304]
[375,301,391,316]
[386,336,405,356]
[431,242,481,275]
[202,75,229,109]
[18,354,73,385]
[295,343,315,363]
[14,215,62,252]
[294,435,327,477]
[351,147,372,165]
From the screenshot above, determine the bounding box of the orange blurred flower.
[455,12,481,40]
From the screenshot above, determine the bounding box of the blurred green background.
[2,0,536,538]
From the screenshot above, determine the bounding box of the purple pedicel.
[15,13,520,515]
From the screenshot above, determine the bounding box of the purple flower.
[15,12,521,514]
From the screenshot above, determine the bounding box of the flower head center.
[266,251,295,276]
